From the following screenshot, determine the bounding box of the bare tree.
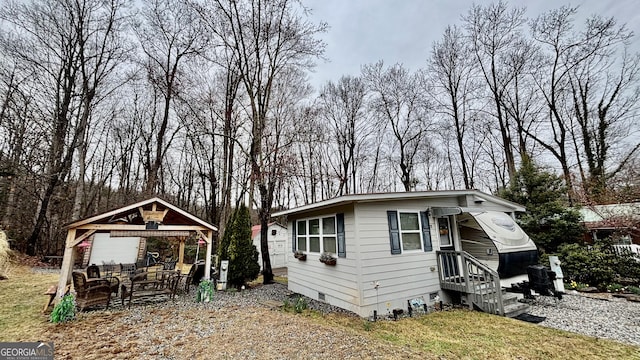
[464,1,526,184]
[530,6,633,201]
[570,46,640,201]
[429,25,478,189]
[1,0,96,255]
[362,61,433,191]
[70,0,131,220]
[318,75,369,195]
[206,0,326,283]
[134,0,209,195]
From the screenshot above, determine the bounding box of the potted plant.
[197,279,214,303]
[50,294,76,324]
[319,252,337,266]
[294,250,307,261]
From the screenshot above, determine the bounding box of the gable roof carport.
[56,197,218,299]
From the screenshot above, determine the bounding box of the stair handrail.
[436,250,504,315]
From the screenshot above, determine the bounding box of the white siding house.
[272,190,536,318]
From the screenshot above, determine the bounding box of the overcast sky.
[303,0,640,89]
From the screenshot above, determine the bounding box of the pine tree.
[499,156,585,254]
[219,204,260,288]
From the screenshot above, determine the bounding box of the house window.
[399,212,423,251]
[387,210,433,254]
[296,216,337,254]
[297,221,307,251]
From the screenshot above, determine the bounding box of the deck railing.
[436,250,504,315]
[612,244,640,257]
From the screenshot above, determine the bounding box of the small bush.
[628,286,640,295]
[606,283,625,293]
[565,280,589,290]
[363,321,373,331]
[294,297,308,313]
[0,232,13,279]
[50,294,76,323]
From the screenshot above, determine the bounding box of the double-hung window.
[297,216,337,254]
[399,212,422,251]
[387,210,433,254]
[293,214,345,258]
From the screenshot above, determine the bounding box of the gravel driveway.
[527,292,640,347]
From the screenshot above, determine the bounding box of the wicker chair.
[72,271,111,311]
[86,264,120,296]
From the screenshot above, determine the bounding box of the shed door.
[270,239,286,268]
[89,233,140,265]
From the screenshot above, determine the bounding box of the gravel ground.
[120,282,640,347]
[526,291,640,346]
[43,283,427,359]
[37,267,640,355]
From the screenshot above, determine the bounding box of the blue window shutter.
[420,211,433,252]
[387,211,401,255]
[336,213,346,258]
[291,221,296,252]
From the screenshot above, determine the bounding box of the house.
[578,203,640,245]
[251,223,288,269]
[272,190,537,318]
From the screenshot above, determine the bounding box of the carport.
[56,197,217,299]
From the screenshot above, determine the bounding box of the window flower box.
[319,252,337,266]
[294,251,307,261]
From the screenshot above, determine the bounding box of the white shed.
[252,223,288,270]
[272,190,537,318]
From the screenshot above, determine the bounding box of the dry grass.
[1,265,640,359]
[319,309,640,359]
[0,265,58,341]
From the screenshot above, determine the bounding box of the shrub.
[558,239,640,290]
[218,204,260,288]
[558,242,616,290]
[499,157,585,254]
[0,231,13,279]
[50,294,76,323]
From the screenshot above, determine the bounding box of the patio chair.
[119,263,137,278]
[72,271,111,311]
[102,262,117,277]
[184,262,199,293]
[162,260,177,271]
[86,264,120,295]
[184,261,217,293]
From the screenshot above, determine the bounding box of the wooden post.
[204,231,213,280]
[178,238,185,272]
[56,229,77,299]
